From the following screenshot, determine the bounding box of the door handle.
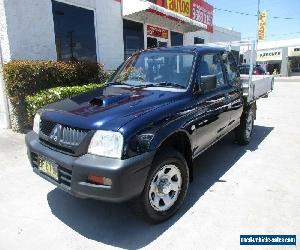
[227,99,242,109]
[205,97,225,104]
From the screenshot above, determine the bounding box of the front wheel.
[235,103,256,145]
[134,148,189,224]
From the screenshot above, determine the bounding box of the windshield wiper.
[107,82,185,89]
[155,82,186,89]
[136,84,156,88]
[107,81,129,86]
[134,82,186,89]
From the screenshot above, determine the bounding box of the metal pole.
[248,40,255,102]
[256,0,261,45]
[253,0,261,66]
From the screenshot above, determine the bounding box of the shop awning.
[122,0,207,33]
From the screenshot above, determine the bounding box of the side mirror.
[195,75,217,94]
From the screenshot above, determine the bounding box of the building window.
[171,32,183,46]
[52,1,97,62]
[289,57,300,73]
[194,37,204,44]
[123,20,144,60]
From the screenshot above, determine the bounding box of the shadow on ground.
[47,125,273,249]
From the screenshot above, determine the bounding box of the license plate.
[38,157,59,181]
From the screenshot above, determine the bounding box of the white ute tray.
[240,74,274,102]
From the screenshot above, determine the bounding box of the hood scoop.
[89,94,132,107]
[90,97,104,106]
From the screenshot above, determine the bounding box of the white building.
[242,38,300,76]
[0,0,241,128]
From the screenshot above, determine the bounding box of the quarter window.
[223,52,239,85]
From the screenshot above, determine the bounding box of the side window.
[199,54,225,88]
[223,52,239,85]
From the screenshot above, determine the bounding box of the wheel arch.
[152,130,193,182]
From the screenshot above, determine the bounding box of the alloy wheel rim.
[149,164,182,212]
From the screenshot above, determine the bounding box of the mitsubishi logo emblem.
[49,124,62,143]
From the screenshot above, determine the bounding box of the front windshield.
[112,51,195,89]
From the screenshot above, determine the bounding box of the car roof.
[143,45,226,54]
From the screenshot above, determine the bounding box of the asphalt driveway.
[0,79,299,249]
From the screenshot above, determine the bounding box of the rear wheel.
[235,103,255,145]
[135,148,189,224]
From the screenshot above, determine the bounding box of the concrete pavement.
[0,80,299,249]
[275,76,300,82]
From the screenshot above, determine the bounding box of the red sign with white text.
[191,0,213,33]
[147,25,169,39]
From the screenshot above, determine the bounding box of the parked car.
[238,64,266,75]
[25,46,273,223]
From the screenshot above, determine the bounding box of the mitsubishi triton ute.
[25,45,273,223]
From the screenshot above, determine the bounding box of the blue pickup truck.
[25,45,272,223]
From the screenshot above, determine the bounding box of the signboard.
[258,11,267,41]
[147,25,169,39]
[192,0,213,33]
[257,49,282,62]
[288,47,300,57]
[167,0,191,17]
[148,0,214,33]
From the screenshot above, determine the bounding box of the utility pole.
[254,0,261,65]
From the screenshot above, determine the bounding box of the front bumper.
[25,132,155,202]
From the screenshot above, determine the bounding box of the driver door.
[192,53,231,157]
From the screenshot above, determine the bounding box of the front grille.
[39,138,76,154]
[60,126,87,147]
[59,167,72,188]
[31,152,39,167]
[39,119,90,155]
[30,152,72,188]
[40,119,56,136]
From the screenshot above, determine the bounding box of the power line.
[242,31,300,40]
[213,7,294,20]
[267,31,300,37]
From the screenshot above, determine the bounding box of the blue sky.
[208,0,300,40]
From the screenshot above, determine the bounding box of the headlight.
[88,130,123,159]
[33,113,41,134]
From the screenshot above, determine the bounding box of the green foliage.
[2,60,108,132]
[3,60,108,99]
[26,83,102,122]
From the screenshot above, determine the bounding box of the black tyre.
[235,103,256,145]
[135,148,189,224]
